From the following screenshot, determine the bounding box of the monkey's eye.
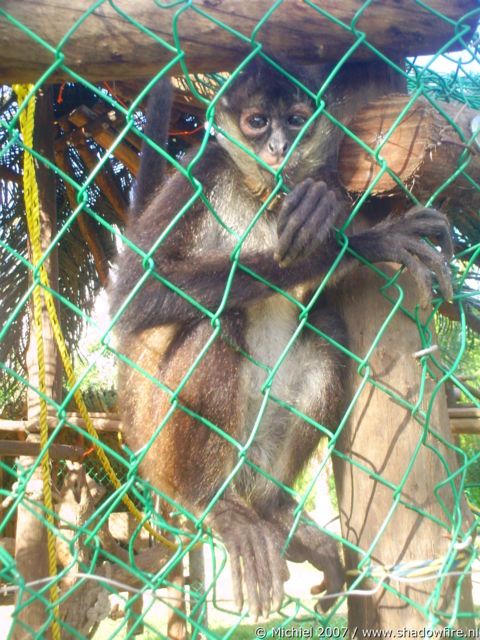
[287,113,308,128]
[240,110,269,137]
[247,114,268,129]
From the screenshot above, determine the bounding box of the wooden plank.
[449,407,480,419]
[0,413,122,433]
[0,1,476,82]
[0,440,84,460]
[0,409,478,434]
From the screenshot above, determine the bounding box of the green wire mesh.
[0,1,480,638]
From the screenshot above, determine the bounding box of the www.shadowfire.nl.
[358,629,479,639]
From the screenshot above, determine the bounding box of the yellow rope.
[13,86,177,556]
[13,84,61,640]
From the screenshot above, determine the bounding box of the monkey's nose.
[268,140,288,155]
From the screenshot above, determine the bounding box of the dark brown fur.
[110,59,453,618]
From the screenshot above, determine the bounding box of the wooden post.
[13,85,60,640]
[126,514,144,636]
[330,62,474,630]
[167,562,187,640]
[189,546,208,638]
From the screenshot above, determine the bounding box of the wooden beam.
[1,408,478,435]
[0,1,476,82]
[0,166,21,183]
[450,407,480,434]
[451,419,480,435]
[0,412,121,434]
[67,105,139,175]
[0,440,84,460]
[91,102,142,153]
[58,127,130,221]
[449,407,480,419]
[54,143,111,285]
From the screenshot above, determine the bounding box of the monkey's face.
[215,59,334,193]
[238,99,314,173]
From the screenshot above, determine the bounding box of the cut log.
[0,1,476,82]
[338,93,480,218]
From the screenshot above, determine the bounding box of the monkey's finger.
[404,208,453,258]
[242,538,262,621]
[371,241,432,306]
[277,182,329,265]
[382,208,453,259]
[277,180,327,254]
[252,527,274,618]
[265,533,287,612]
[396,248,433,307]
[403,237,453,301]
[229,545,244,613]
[282,189,339,266]
[277,178,316,236]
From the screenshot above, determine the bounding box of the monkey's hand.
[276,178,343,268]
[349,206,454,306]
[208,497,289,620]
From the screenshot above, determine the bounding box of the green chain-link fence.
[1,1,480,638]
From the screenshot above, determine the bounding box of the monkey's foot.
[267,506,344,612]
[276,178,343,267]
[286,532,344,612]
[350,206,454,306]
[208,497,290,620]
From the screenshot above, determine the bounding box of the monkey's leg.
[258,304,346,611]
[121,319,289,620]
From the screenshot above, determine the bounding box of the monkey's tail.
[131,76,173,216]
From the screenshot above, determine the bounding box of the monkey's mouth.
[261,158,299,184]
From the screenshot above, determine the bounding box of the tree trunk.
[331,62,474,630]
[13,85,60,640]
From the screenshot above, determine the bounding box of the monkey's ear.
[294,63,333,94]
[220,95,231,110]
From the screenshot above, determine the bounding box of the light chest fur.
[196,172,333,506]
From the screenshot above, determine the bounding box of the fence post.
[331,61,474,631]
[13,85,60,639]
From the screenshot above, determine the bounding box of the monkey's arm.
[112,203,452,334]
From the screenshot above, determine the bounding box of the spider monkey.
[109,59,453,619]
